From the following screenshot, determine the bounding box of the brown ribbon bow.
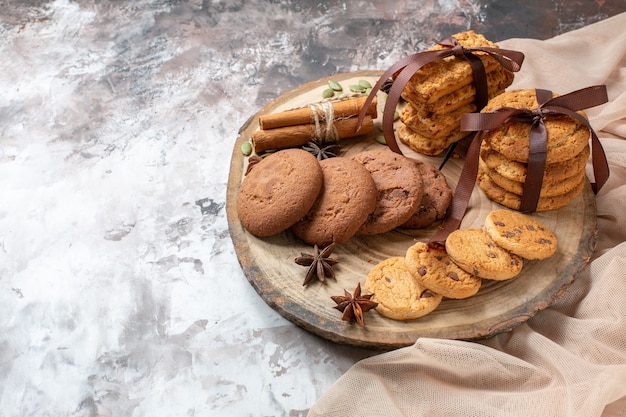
[356,36,525,154]
[429,85,610,244]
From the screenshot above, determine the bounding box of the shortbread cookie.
[480,140,590,184]
[401,160,453,229]
[237,148,322,237]
[482,89,590,164]
[291,157,377,247]
[351,150,424,235]
[405,242,481,299]
[445,228,523,280]
[402,31,514,104]
[400,102,475,139]
[477,167,586,212]
[401,71,507,114]
[479,156,586,198]
[484,209,558,260]
[365,257,442,320]
[397,124,469,156]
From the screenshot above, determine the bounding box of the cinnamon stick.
[259,96,377,130]
[251,115,374,153]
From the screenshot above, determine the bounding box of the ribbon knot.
[530,108,544,123]
[355,35,525,155]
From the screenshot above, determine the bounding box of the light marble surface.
[1,1,623,416]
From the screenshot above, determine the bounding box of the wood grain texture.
[226,71,597,351]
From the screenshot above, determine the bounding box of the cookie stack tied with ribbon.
[356,31,524,157]
[426,85,610,245]
[397,31,518,156]
[462,86,611,213]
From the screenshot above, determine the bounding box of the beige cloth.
[308,12,626,417]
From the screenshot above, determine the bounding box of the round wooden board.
[226,70,598,351]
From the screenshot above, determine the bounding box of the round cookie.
[479,156,586,198]
[405,242,481,299]
[480,140,590,183]
[484,209,558,260]
[365,257,442,321]
[351,149,424,235]
[482,89,590,164]
[445,228,524,280]
[237,149,322,237]
[477,167,586,212]
[400,160,453,229]
[291,157,378,247]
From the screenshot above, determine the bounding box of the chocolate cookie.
[237,149,323,237]
[445,228,524,280]
[484,209,558,260]
[405,242,481,299]
[365,256,442,321]
[351,149,424,235]
[291,157,377,247]
[401,160,452,229]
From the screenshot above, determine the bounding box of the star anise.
[302,141,341,160]
[380,78,394,94]
[294,243,338,286]
[331,282,378,327]
[244,155,263,175]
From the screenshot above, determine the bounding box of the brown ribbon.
[429,85,610,244]
[355,36,525,154]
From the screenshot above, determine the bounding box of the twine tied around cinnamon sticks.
[429,85,610,244]
[355,35,525,155]
[251,95,378,153]
[308,101,339,144]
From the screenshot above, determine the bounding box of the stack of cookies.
[237,148,452,247]
[477,89,591,211]
[397,30,516,156]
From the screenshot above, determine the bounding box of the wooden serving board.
[226,70,597,350]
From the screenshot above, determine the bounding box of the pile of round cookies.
[397,30,516,156]
[236,147,453,246]
[365,209,558,321]
[476,89,592,211]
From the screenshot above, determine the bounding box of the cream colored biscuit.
[405,242,481,299]
[445,228,524,280]
[365,257,442,320]
[484,209,558,260]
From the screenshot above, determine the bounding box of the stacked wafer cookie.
[477,89,591,211]
[397,30,516,156]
